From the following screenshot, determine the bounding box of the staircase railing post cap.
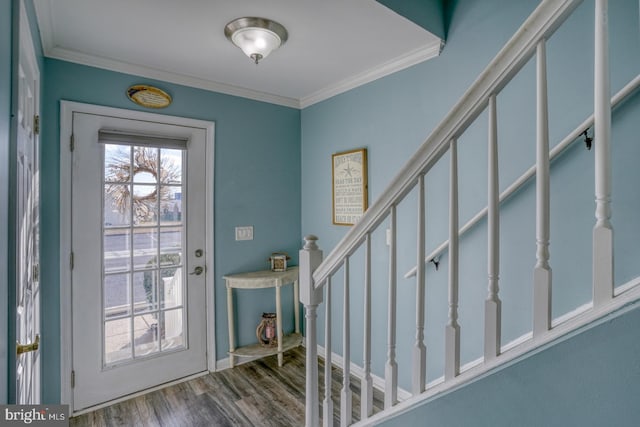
[303,235,319,250]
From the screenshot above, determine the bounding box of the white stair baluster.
[385,206,398,408]
[323,278,333,427]
[485,95,501,360]
[445,139,460,381]
[361,234,373,420]
[593,0,613,306]
[413,174,427,394]
[533,39,552,337]
[340,258,352,426]
[300,235,323,427]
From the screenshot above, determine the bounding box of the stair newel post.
[593,0,613,306]
[322,277,333,427]
[385,205,398,408]
[413,174,427,394]
[445,139,460,381]
[533,39,552,337]
[485,96,502,360]
[361,233,374,420]
[300,235,323,427]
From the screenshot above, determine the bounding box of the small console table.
[224,266,301,368]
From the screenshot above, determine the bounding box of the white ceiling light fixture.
[224,17,288,65]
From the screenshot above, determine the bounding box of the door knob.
[189,266,204,276]
[16,334,39,355]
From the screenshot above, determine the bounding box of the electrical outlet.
[235,226,254,241]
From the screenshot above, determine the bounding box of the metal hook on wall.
[582,128,593,150]
[430,256,440,271]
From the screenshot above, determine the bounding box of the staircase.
[299,1,640,425]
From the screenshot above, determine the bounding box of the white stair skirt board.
[355,278,640,427]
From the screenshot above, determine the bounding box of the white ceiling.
[34,0,442,108]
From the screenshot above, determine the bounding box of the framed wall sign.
[332,148,368,225]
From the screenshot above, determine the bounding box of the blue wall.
[2,0,638,412]
[0,0,13,404]
[379,301,640,427]
[40,59,301,402]
[301,0,639,392]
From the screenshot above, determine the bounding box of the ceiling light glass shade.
[225,17,288,64]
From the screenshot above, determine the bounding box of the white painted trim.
[42,42,443,110]
[205,121,216,372]
[356,280,640,426]
[316,344,412,402]
[46,47,300,109]
[615,276,640,296]
[299,42,442,108]
[551,302,592,328]
[59,103,73,407]
[500,332,532,354]
[59,101,215,412]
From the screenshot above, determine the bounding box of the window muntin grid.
[102,144,186,367]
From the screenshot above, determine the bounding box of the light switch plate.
[235,226,254,241]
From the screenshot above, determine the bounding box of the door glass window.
[103,144,185,366]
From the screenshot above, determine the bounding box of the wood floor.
[70,346,385,427]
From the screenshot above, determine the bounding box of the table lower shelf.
[230,333,303,359]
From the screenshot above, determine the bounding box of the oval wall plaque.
[126,85,172,108]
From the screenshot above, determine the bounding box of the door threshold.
[71,370,209,417]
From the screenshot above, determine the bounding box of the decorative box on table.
[269,252,290,272]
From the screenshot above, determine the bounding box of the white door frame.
[59,101,215,411]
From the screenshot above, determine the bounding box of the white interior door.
[71,111,209,411]
[15,0,41,405]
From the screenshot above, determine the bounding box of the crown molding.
[45,42,442,110]
[299,40,443,109]
[44,46,302,109]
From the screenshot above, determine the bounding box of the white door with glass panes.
[71,111,211,410]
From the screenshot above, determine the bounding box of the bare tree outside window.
[105,146,181,223]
